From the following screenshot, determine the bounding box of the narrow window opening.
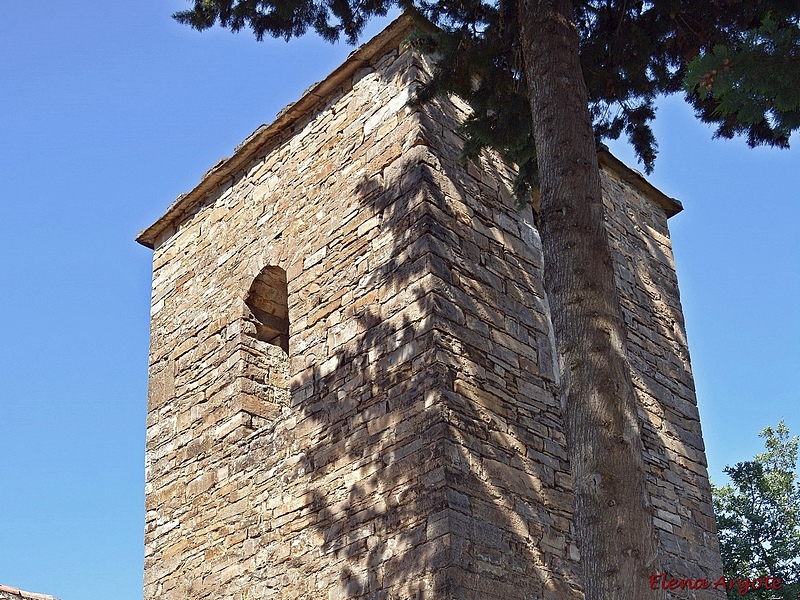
[245,266,289,353]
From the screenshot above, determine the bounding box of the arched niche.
[245,266,289,353]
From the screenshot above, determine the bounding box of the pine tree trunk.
[515,0,664,597]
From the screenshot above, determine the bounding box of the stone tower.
[137,14,723,600]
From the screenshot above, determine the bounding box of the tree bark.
[515,0,664,598]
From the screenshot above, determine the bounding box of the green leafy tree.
[172,0,800,597]
[714,421,800,599]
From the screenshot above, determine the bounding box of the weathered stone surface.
[138,14,723,600]
[0,586,59,600]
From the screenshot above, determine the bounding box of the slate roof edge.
[136,14,683,249]
[136,12,420,249]
[0,584,60,600]
[598,146,683,217]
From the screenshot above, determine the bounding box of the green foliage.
[172,0,800,199]
[406,0,674,197]
[173,0,394,44]
[713,421,800,599]
[405,6,538,200]
[686,8,800,148]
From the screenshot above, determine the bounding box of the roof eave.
[136,18,683,250]
[598,146,684,218]
[135,13,421,249]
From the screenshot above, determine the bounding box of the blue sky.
[1,2,797,599]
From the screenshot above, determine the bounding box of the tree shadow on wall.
[604,184,724,592]
[231,67,586,599]
[200,50,717,600]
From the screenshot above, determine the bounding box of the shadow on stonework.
[231,68,586,598]
[406,61,722,597]
[603,185,724,593]
[162,47,718,600]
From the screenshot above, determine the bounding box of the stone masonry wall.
[144,40,581,598]
[602,169,724,596]
[406,91,584,598]
[405,73,723,598]
[144,44,441,599]
[142,17,721,600]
